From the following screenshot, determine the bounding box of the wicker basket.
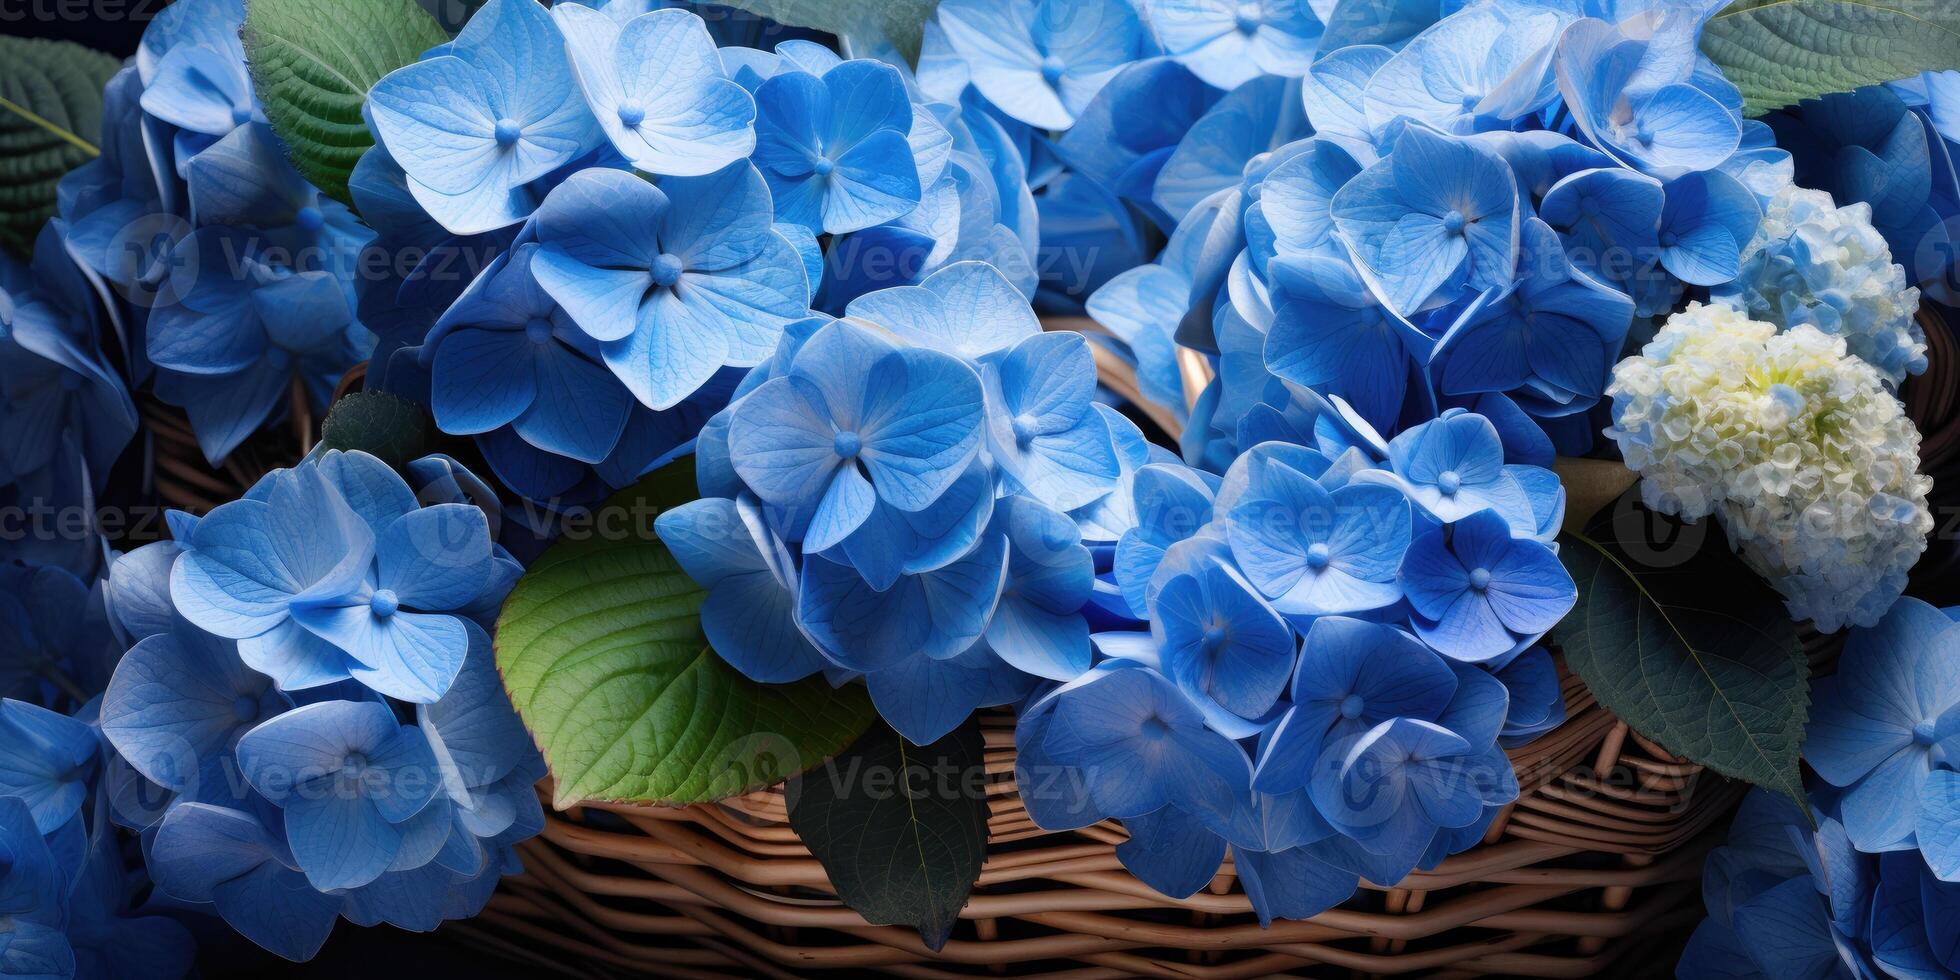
[458,309,1960,978]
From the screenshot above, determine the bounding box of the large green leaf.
[0,37,118,259]
[241,0,450,207]
[1550,489,1810,805]
[1702,0,1960,116]
[712,0,940,63]
[785,719,989,951]
[495,459,876,808]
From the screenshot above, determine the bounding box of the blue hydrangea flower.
[1257,139,1363,263]
[0,698,98,834]
[844,260,1041,364]
[1427,220,1634,420]
[148,802,340,961]
[1224,451,1410,616]
[796,533,1008,672]
[1234,845,1360,927]
[551,4,756,178]
[1150,552,1294,725]
[1264,253,1427,432]
[1553,16,1740,179]
[184,123,370,250]
[751,59,921,235]
[425,244,632,464]
[0,236,139,506]
[727,320,985,551]
[171,453,496,703]
[100,617,290,802]
[1055,59,1219,229]
[1537,166,1664,288]
[1364,409,1550,532]
[1252,617,1457,794]
[1307,716,1516,879]
[986,496,1094,682]
[1654,170,1763,286]
[0,795,77,976]
[417,623,545,866]
[137,34,260,152]
[368,0,600,234]
[931,0,1145,130]
[1494,647,1565,747]
[1113,462,1218,618]
[1085,262,1192,416]
[146,227,363,464]
[1036,662,1248,820]
[1365,5,1561,133]
[1401,507,1574,662]
[863,639,1031,746]
[1145,0,1323,89]
[982,332,1123,510]
[1680,790,1885,980]
[0,566,101,705]
[1153,75,1312,225]
[1808,597,1960,852]
[54,814,198,979]
[235,699,443,891]
[1301,43,1393,163]
[529,165,811,411]
[655,494,831,683]
[1113,805,1228,901]
[829,458,996,593]
[1330,126,1519,315]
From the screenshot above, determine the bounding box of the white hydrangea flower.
[1714,184,1926,385]
[1604,302,1933,632]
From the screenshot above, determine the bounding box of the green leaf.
[1549,489,1810,806]
[319,389,429,468]
[785,719,988,951]
[241,0,451,207]
[711,0,940,64]
[1702,0,1960,116]
[0,36,119,260]
[495,458,877,808]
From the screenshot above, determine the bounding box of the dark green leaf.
[242,0,451,206]
[711,0,939,64]
[496,459,877,807]
[0,36,119,259]
[319,389,430,469]
[1702,0,1960,115]
[786,719,988,951]
[1550,488,1810,805]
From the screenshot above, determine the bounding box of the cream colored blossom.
[1604,302,1932,631]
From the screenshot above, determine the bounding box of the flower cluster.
[87,449,543,961]
[657,262,1141,744]
[0,229,139,576]
[1682,599,1960,978]
[1077,0,1772,473]
[1715,183,1927,384]
[1604,302,1933,631]
[1012,402,1571,921]
[54,0,372,465]
[359,0,1038,504]
[0,702,197,979]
